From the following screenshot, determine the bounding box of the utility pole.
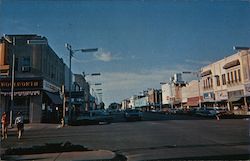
[10,37,16,128]
[65,43,98,124]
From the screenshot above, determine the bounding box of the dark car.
[124,109,143,121]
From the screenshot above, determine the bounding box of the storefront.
[0,77,62,123]
[214,90,228,108]
[227,89,245,114]
[203,92,215,107]
[187,96,203,108]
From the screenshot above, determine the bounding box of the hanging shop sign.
[43,80,61,92]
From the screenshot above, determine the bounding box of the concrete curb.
[2,150,117,161]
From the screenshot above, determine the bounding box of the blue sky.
[1,0,250,106]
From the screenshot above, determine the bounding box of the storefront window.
[234,70,237,82]
[216,76,220,86]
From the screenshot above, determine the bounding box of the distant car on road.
[72,110,113,125]
[124,109,143,121]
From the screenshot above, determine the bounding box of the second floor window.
[216,76,220,86]
[22,56,30,67]
[238,69,241,82]
[222,74,226,85]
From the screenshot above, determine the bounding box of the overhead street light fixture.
[233,46,250,51]
[91,73,101,76]
[182,71,192,74]
[82,72,101,77]
[72,48,98,53]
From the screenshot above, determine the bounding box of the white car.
[72,110,113,125]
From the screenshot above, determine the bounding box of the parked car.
[124,109,143,121]
[71,110,113,125]
[186,108,198,116]
[164,108,178,114]
[196,107,229,116]
[195,107,221,117]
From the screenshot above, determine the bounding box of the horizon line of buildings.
[0,34,103,123]
[121,49,250,115]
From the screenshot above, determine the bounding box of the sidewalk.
[2,150,116,161]
[1,123,121,161]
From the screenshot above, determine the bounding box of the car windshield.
[1,1,249,161]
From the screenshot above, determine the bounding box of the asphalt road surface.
[1,113,250,161]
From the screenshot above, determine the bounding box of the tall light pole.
[183,71,202,107]
[3,36,16,127]
[65,43,98,123]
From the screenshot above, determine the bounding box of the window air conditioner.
[21,66,31,72]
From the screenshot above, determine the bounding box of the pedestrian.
[1,112,8,140]
[15,112,24,139]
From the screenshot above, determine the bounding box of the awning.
[228,96,242,102]
[201,70,212,77]
[44,91,62,105]
[223,60,240,69]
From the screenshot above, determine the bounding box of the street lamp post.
[65,43,98,123]
[4,36,16,127]
[183,71,202,107]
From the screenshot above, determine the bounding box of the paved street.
[1,113,250,160]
